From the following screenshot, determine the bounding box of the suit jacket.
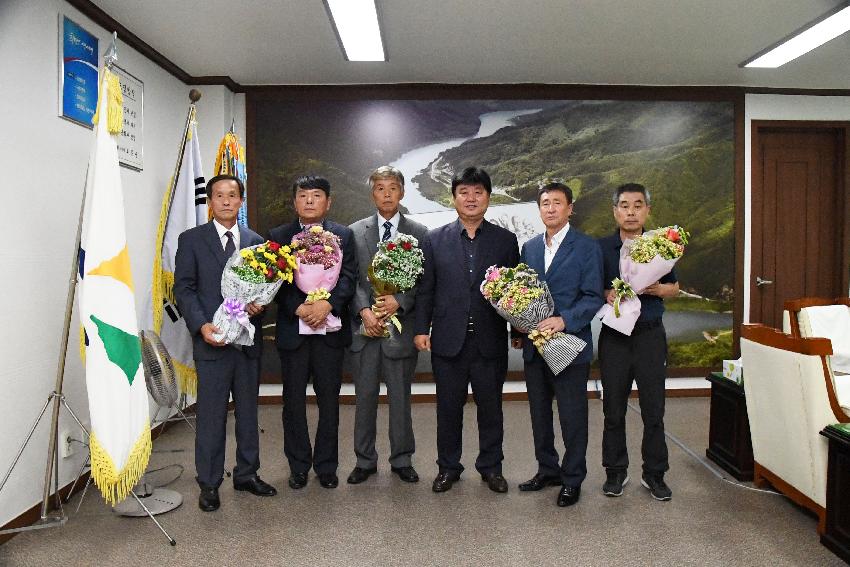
[268,219,357,351]
[414,219,520,359]
[349,213,429,358]
[520,227,604,366]
[173,221,265,361]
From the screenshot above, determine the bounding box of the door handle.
[756,276,773,287]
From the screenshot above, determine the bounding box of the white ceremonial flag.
[78,67,151,505]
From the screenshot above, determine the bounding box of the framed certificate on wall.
[113,65,144,170]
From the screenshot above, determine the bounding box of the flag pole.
[161,89,202,242]
[34,31,123,524]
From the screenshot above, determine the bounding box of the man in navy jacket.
[174,174,277,512]
[517,181,604,507]
[414,167,520,494]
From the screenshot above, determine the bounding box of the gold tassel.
[91,68,123,135]
[174,359,197,397]
[89,423,152,507]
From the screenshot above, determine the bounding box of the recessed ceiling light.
[742,2,850,68]
[324,0,386,62]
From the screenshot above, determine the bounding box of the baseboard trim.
[256,388,709,405]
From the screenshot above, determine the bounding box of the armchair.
[740,324,850,534]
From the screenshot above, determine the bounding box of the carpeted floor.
[0,397,844,566]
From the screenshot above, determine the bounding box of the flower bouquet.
[597,225,689,336]
[481,263,586,374]
[362,233,424,337]
[290,225,343,335]
[211,241,296,346]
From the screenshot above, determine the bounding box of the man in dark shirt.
[414,167,520,494]
[597,183,679,501]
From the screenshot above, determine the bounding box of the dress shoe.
[198,487,220,512]
[557,485,581,507]
[347,467,377,484]
[481,473,509,493]
[518,473,561,492]
[288,472,308,490]
[391,466,420,483]
[318,473,339,489]
[234,475,277,496]
[431,471,461,493]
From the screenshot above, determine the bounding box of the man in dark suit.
[414,166,520,494]
[517,182,604,507]
[174,174,277,512]
[268,175,357,490]
[347,166,429,485]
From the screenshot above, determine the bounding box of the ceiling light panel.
[325,0,386,61]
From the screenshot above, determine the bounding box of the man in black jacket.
[268,175,357,490]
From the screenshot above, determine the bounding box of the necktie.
[224,230,235,258]
[382,221,392,242]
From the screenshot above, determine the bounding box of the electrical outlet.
[60,430,74,458]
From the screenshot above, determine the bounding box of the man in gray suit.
[346,166,428,485]
[174,174,277,512]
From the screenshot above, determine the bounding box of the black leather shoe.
[518,473,561,492]
[288,472,308,490]
[391,466,420,483]
[557,485,581,507]
[432,471,461,493]
[234,475,277,496]
[481,473,509,493]
[198,487,220,512]
[347,467,377,484]
[318,473,339,488]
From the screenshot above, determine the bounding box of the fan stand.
[112,479,183,518]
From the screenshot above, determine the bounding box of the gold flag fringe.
[92,68,123,135]
[174,358,197,397]
[151,175,175,334]
[89,422,152,507]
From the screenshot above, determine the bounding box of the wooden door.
[751,123,849,328]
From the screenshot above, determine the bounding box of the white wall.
[0,0,243,527]
[743,94,850,322]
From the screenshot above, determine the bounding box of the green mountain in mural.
[414,100,734,297]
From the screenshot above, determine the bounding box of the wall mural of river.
[253,98,734,376]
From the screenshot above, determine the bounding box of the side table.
[820,424,850,563]
[705,372,754,481]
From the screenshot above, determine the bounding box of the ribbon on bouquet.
[222,298,251,330]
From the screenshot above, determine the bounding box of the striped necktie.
[382,221,392,242]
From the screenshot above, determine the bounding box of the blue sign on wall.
[61,16,98,126]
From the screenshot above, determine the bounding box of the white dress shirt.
[213,219,240,251]
[377,211,401,241]
[544,223,570,272]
